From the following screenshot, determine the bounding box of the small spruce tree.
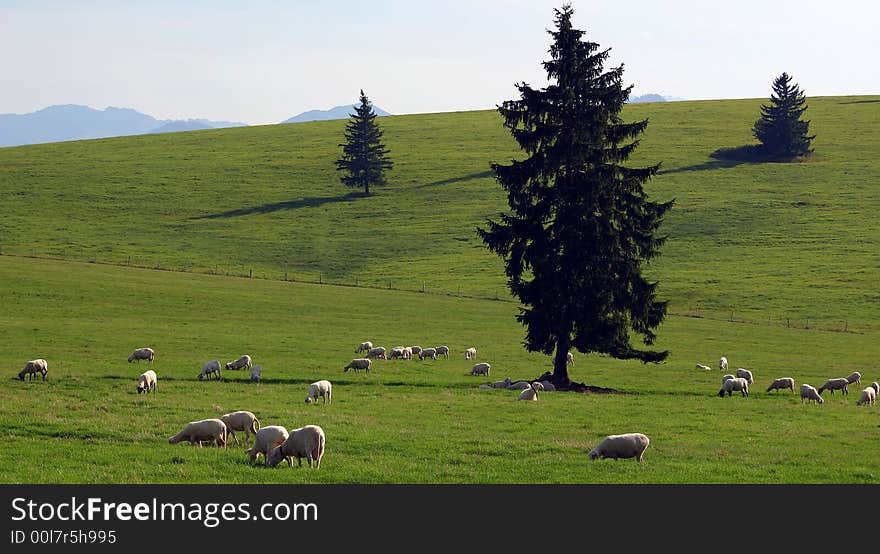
[752,73,816,160]
[335,90,393,195]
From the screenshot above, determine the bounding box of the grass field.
[0,97,878,484]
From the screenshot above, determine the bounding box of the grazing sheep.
[588,433,651,462]
[566,351,574,365]
[343,358,372,373]
[695,363,712,371]
[470,362,491,376]
[845,372,862,385]
[388,347,406,360]
[419,347,438,360]
[721,374,735,383]
[225,355,252,371]
[246,425,289,464]
[305,380,332,405]
[539,380,556,392]
[800,384,824,404]
[18,359,48,381]
[410,346,423,358]
[366,347,387,360]
[168,419,227,448]
[736,368,754,385]
[355,341,373,354]
[402,347,413,360]
[197,360,222,381]
[872,382,879,396]
[266,425,325,468]
[250,364,262,383]
[509,381,532,390]
[817,378,849,396]
[220,411,260,445]
[136,369,157,394]
[128,347,155,364]
[856,387,876,406]
[766,377,795,393]
[719,356,728,372]
[518,383,539,401]
[718,377,749,397]
[491,377,511,389]
[465,347,477,360]
[435,345,450,359]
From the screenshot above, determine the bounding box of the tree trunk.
[551,339,571,386]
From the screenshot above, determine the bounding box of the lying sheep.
[343,358,372,373]
[817,378,849,396]
[18,359,48,381]
[478,384,493,390]
[251,364,262,383]
[845,371,862,385]
[435,345,450,359]
[168,419,227,448]
[128,347,155,364]
[366,346,387,360]
[721,374,735,383]
[719,356,728,372]
[355,341,373,354]
[719,377,749,397]
[470,362,491,376]
[695,363,712,371]
[225,355,252,371]
[220,411,260,445]
[856,387,876,406]
[419,347,438,361]
[198,360,222,381]
[588,433,650,462]
[246,425,289,464]
[736,368,754,385]
[137,369,157,394]
[465,347,477,360]
[766,377,795,393]
[800,384,824,404]
[509,381,532,390]
[266,425,326,468]
[539,380,556,392]
[490,377,511,389]
[531,382,545,391]
[305,380,332,405]
[518,383,539,401]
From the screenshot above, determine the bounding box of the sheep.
[465,347,477,360]
[566,351,574,365]
[490,377,511,389]
[128,347,155,364]
[539,380,556,392]
[355,341,373,354]
[136,369,157,394]
[518,383,539,401]
[531,382,545,391]
[366,347,387,360]
[435,345,450,359]
[18,359,48,381]
[220,411,260,446]
[168,419,227,448]
[388,347,407,360]
[343,358,372,373]
[246,425,289,464]
[402,347,413,360]
[719,356,728,372]
[470,362,491,376]
[197,360,222,381]
[736,368,754,385]
[695,363,712,371]
[721,374,735,383]
[410,346,423,358]
[856,387,876,406]
[766,377,795,393]
[588,433,650,462]
[305,380,332,405]
[817,378,849,396]
[478,384,493,390]
[266,425,325,468]
[509,381,533,390]
[800,384,824,404]
[845,371,862,385]
[419,347,438,361]
[250,364,262,383]
[225,355,252,371]
[718,377,749,397]
[872,382,880,396]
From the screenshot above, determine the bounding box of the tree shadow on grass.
[192,192,365,220]
[416,170,494,188]
[838,99,880,105]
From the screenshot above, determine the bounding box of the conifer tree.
[478,4,672,387]
[752,72,815,160]
[336,90,393,195]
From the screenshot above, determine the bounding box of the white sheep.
[246,425,289,464]
[343,358,372,372]
[136,369,157,394]
[366,347,387,360]
[197,360,222,381]
[736,368,754,385]
[305,380,332,404]
[721,374,735,384]
[355,341,373,354]
[719,377,749,397]
[250,364,262,383]
[478,384,493,390]
[435,345,450,359]
[845,371,862,385]
[695,363,712,371]
[800,384,824,404]
[465,347,477,360]
[168,419,227,448]
[18,359,48,381]
[419,347,438,360]
[856,387,876,406]
[566,351,574,365]
[470,362,491,376]
[128,347,155,364]
[588,433,651,462]
[539,380,556,392]
[518,383,539,401]
[220,411,260,445]
[490,377,511,389]
[225,354,252,371]
[402,347,413,360]
[766,377,795,393]
[266,425,326,468]
[817,378,849,396]
[410,346,423,358]
[872,382,879,396]
[509,381,532,390]
[719,356,728,372]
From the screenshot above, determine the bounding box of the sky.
[1,0,878,125]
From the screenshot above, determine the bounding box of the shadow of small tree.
[711,145,813,164]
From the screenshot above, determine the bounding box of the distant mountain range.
[281,104,392,124]
[0,105,248,148]
[629,94,686,103]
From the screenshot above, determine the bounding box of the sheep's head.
[198,373,204,380]
[17,371,25,381]
[266,446,283,467]
[588,449,600,460]
[305,396,313,404]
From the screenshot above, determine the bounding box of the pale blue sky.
[1,0,877,124]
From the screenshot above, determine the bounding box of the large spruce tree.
[478,4,672,388]
[335,90,393,195]
[752,72,815,160]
